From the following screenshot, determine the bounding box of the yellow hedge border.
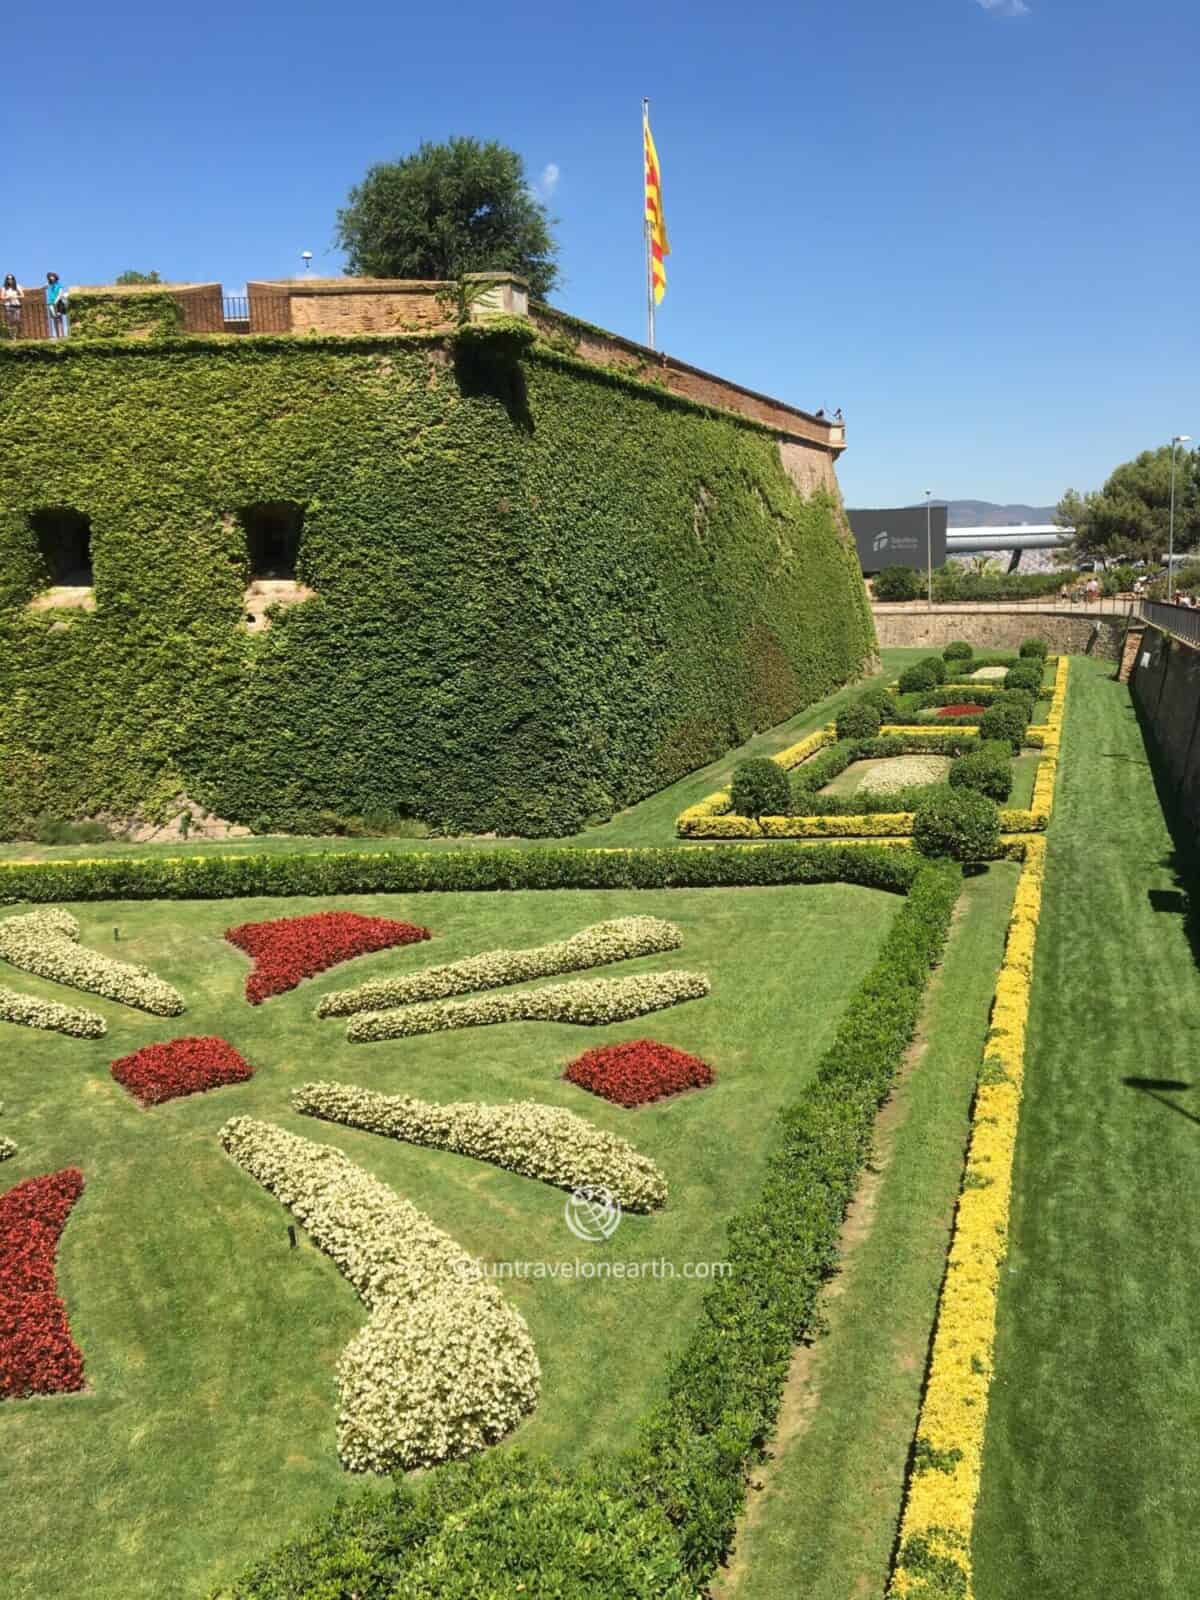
[888,658,1070,1598]
[677,657,1069,843]
[676,725,978,840]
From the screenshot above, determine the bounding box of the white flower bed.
[345,969,710,1043]
[0,983,106,1038]
[317,916,683,1018]
[294,1081,668,1212]
[0,1136,15,1163]
[0,909,184,1017]
[219,1116,540,1473]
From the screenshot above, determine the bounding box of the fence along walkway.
[1136,599,1200,649]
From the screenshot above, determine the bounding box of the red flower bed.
[226,912,431,1003]
[111,1036,255,1106]
[564,1039,715,1108]
[937,703,987,717]
[1,1168,86,1400]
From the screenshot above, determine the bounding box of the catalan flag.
[643,105,669,306]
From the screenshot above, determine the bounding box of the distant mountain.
[938,500,1057,528]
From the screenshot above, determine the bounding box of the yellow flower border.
[888,657,1070,1598]
[677,657,1069,843]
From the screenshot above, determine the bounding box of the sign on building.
[847,506,948,573]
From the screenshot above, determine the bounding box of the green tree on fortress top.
[115,269,162,285]
[336,137,560,300]
[1056,443,1200,565]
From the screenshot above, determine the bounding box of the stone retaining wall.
[1130,624,1200,829]
[872,607,1126,659]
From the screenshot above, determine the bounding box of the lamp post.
[301,251,313,274]
[925,489,933,609]
[1167,435,1192,602]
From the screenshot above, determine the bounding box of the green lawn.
[0,650,933,863]
[714,861,1019,1600]
[1,881,901,1600]
[973,658,1200,1598]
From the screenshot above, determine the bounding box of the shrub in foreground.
[978,701,1030,752]
[1004,661,1043,695]
[835,697,883,740]
[949,740,1014,802]
[872,565,922,600]
[730,758,790,821]
[913,787,1000,861]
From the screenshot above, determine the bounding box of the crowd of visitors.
[1,272,69,337]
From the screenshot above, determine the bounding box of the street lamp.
[1168,435,1192,603]
[301,250,313,274]
[925,489,933,609]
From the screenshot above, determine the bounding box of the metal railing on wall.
[222,296,249,323]
[1136,599,1200,649]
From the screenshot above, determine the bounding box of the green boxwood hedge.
[0,840,922,904]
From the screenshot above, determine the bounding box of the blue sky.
[6,0,1196,506]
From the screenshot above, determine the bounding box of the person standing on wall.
[46,272,67,338]
[1,274,22,336]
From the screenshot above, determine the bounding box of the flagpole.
[643,96,655,350]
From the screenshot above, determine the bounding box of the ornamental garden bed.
[0,878,909,1600]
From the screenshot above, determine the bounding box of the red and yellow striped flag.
[643,108,669,305]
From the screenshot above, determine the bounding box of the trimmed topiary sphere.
[836,697,883,740]
[898,661,939,694]
[949,740,1013,801]
[996,687,1035,718]
[914,786,1001,862]
[920,655,947,684]
[1019,637,1049,659]
[730,757,790,820]
[1004,661,1043,694]
[943,640,974,662]
[978,701,1029,752]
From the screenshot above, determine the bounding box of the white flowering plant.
[0,983,107,1038]
[316,916,683,1018]
[345,969,710,1043]
[219,1116,540,1474]
[293,1081,668,1212]
[0,908,184,1017]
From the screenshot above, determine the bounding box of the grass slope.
[0,883,899,1600]
[974,659,1200,1597]
[714,862,1018,1600]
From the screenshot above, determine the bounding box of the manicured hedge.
[0,338,873,839]
[0,841,922,903]
[216,857,962,1596]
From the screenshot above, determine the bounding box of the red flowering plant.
[937,704,987,718]
[225,912,431,1004]
[564,1039,715,1108]
[1,1167,86,1400]
[112,1036,255,1106]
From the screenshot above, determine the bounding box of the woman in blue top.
[45,272,66,338]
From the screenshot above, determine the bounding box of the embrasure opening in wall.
[240,501,304,581]
[31,507,93,586]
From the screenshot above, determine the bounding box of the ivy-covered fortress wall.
[0,329,874,837]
